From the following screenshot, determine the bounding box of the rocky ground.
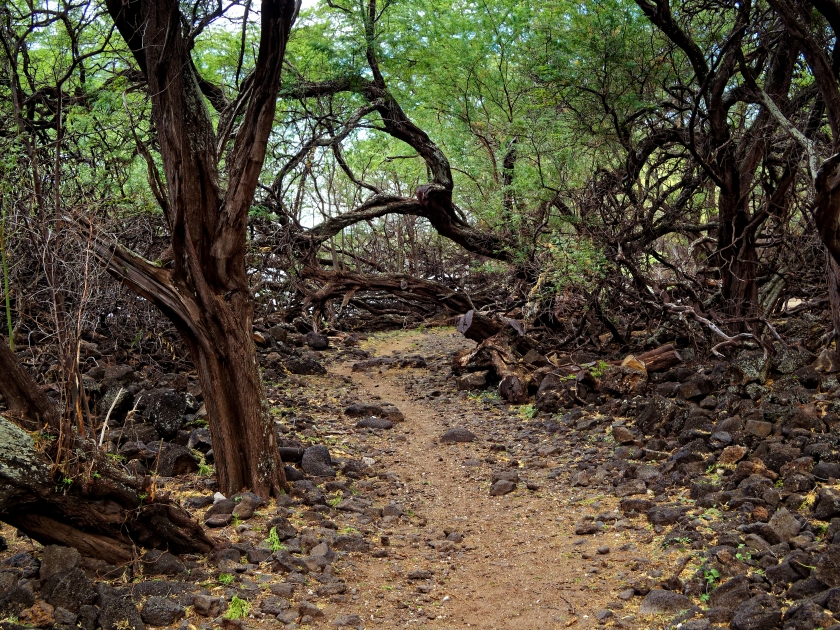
[3,327,840,629]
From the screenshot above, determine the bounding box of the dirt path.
[329,328,655,629]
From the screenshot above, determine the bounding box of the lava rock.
[356,417,394,429]
[305,332,329,350]
[140,597,185,626]
[709,575,750,610]
[41,568,95,613]
[730,594,781,630]
[489,480,516,496]
[39,546,81,583]
[192,594,226,617]
[301,445,335,477]
[98,597,145,630]
[440,428,476,443]
[155,444,199,477]
[142,550,185,576]
[143,388,186,439]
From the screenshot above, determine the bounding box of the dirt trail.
[331,329,649,629]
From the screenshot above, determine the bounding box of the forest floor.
[0,328,726,630]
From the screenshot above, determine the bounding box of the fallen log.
[0,334,212,564]
[457,310,502,343]
[483,335,530,404]
[0,415,213,564]
[606,344,682,373]
[636,344,683,372]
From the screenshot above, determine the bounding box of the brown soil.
[0,327,693,629]
[315,328,685,629]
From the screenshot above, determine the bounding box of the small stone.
[298,600,324,617]
[301,445,335,477]
[19,600,55,628]
[767,508,800,543]
[575,521,599,535]
[597,546,610,555]
[192,595,226,617]
[638,589,691,615]
[205,514,232,528]
[489,480,516,496]
[305,332,329,350]
[595,609,613,621]
[440,428,476,443]
[332,614,363,627]
[719,445,748,466]
[356,418,394,429]
[611,426,635,444]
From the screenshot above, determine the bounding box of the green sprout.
[224,596,250,620]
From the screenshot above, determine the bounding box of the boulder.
[143,388,186,439]
[140,597,185,626]
[301,445,335,477]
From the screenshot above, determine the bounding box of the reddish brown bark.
[0,335,58,431]
[101,0,298,497]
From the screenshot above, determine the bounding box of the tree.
[96,0,299,497]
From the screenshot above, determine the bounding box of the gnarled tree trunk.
[99,0,300,497]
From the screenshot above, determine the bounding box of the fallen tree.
[0,336,213,564]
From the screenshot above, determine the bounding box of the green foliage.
[225,596,250,620]
[266,527,286,553]
[217,573,235,585]
[589,361,610,379]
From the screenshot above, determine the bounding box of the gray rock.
[615,479,646,497]
[489,480,516,496]
[260,597,291,615]
[298,600,324,617]
[187,428,212,453]
[440,428,476,443]
[457,372,487,391]
[144,388,186,439]
[192,594,226,617]
[356,417,394,429]
[332,614,363,627]
[638,589,691,615]
[768,508,800,543]
[730,594,781,630]
[709,575,750,610]
[41,568,95,613]
[141,597,185,626]
[40,546,81,582]
[98,597,145,630]
[301,445,335,477]
[815,488,840,520]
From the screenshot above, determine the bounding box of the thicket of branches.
[5,0,840,363]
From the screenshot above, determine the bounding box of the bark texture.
[101,0,299,497]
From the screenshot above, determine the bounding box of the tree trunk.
[94,241,286,498]
[102,0,298,498]
[0,335,57,431]
[716,186,759,324]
